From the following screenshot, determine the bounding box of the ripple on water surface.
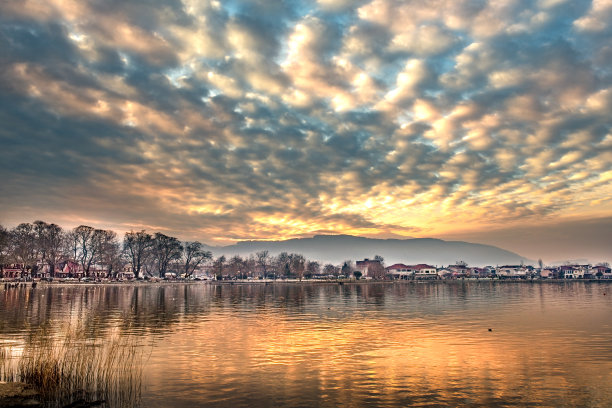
[1,281,612,407]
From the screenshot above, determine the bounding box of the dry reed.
[1,326,146,407]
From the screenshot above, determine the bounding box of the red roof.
[386,264,410,270]
[411,264,435,270]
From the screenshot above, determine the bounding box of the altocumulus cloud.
[0,0,611,254]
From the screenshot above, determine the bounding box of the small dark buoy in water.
[488,328,492,332]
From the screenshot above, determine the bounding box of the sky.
[1,0,611,263]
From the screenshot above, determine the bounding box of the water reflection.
[2,282,612,407]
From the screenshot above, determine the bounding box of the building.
[412,264,438,280]
[386,264,412,279]
[560,265,589,279]
[355,258,383,278]
[496,265,528,279]
[591,265,612,279]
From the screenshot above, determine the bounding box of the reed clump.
[1,326,146,407]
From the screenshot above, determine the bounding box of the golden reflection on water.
[141,283,612,407]
[2,282,612,407]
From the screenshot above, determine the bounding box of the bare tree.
[72,225,106,277]
[244,255,256,278]
[256,250,270,279]
[228,255,244,278]
[369,261,387,280]
[182,241,212,278]
[33,221,66,277]
[123,230,153,279]
[98,230,124,278]
[10,223,39,278]
[212,255,226,279]
[275,252,290,278]
[306,260,320,278]
[66,229,79,261]
[152,233,183,278]
[142,246,157,278]
[341,261,353,277]
[0,225,9,277]
[323,263,339,277]
[289,253,305,280]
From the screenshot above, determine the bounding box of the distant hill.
[206,234,532,267]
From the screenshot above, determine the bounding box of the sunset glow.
[1,0,611,261]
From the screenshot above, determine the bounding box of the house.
[355,258,383,278]
[1,264,27,280]
[56,260,83,279]
[469,267,493,278]
[560,265,589,279]
[496,265,528,279]
[386,264,412,279]
[448,264,469,278]
[412,264,438,280]
[116,265,135,280]
[590,265,612,279]
[436,268,453,279]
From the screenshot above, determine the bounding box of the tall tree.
[10,223,39,277]
[306,260,320,278]
[0,225,10,277]
[33,221,65,277]
[182,241,212,278]
[212,255,226,279]
[256,250,270,279]
[123,230,153,279]
[228,255,244,278]
[369,255,386,279]
[289,253,306,280]
[323,263,339,277]
[341,261,353,277]
[98,229,124,278]
[66,229,80,261]
[245,256,256,277]
[152,233,183,278]
[275,252,290,277]
[72,225,105,277]
[369,260,387,280]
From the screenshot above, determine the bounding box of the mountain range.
[203,235,532,267]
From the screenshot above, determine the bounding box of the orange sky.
[1,0,611,262]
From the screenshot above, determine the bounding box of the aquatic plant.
[1,326,146,407]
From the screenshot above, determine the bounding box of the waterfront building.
[496,265,528,279]
[412,264,439,280]
[385,264,412,279]
[591,265,612,279]
[355,258,383,278]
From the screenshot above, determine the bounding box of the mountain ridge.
[203,235,532,267]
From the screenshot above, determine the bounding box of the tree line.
[0,221,211,279]
[0,221,357,280]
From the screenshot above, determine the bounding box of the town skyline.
[1,1,611,262]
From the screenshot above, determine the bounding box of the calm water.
[1,281,612,407]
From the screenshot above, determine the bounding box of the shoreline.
[3,278,612,288]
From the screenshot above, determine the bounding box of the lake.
[1,281,611,407]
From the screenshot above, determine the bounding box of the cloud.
[0,0,611,259]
